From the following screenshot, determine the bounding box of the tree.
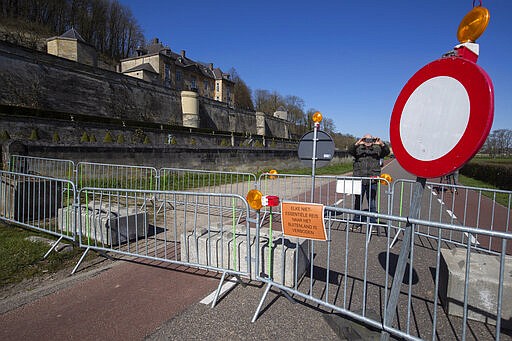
[228,68,254,111]
[482,129,512,157]
[322,117,336,135]
[332,132,357,150]
[0,0,144,61]
[283,95,305,125]
[304,109,318,131]
[253,89,285,114]
[253,89,269,113]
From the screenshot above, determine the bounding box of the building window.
[164,64,171,86]
[216,82,220,92]
[176,70,182,82]
[191,77,197,90]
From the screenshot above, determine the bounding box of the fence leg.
[210,274,244,309]
[280,288,296,304]
[43,235,64,259]
[71,247,90,275]
[252,281,272,322]
[390,227,404,248]
[211,272,227,308]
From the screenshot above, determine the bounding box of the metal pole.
[381,177,425,340]
[310,123,319,203]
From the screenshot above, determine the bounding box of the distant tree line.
[481,129,512,157]
[229,68,356,149]
[0,0,144,60]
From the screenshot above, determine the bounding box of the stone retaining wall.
[0,40,291,138]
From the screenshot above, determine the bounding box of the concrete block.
[439,248,512,329]
[58,201,148,246]
[181,226,309,287]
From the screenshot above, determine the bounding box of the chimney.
[136,45,144,56]
[209,63,214,70]
[181,50,186,58]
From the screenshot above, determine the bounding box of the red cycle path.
[0,260,219,341]
[387,159,512,254]
[436,186,512,255]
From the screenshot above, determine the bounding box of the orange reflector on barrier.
[246,189,263,211]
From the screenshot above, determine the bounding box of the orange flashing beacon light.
[457,4,490,43]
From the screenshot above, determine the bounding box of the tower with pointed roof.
[46,28,97,67]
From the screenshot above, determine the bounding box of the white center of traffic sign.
[400,76,470,161]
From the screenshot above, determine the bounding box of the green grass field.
[0,222,85,288]
[472,155,512,165]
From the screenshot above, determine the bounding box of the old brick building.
[119,38,234,107]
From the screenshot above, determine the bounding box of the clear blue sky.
[119,0,511,141]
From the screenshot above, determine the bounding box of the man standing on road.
[348,134,390,224]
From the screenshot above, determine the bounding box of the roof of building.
[122,37,234,84]
[123,63,158,74]
[212,68,234,83]
[146,38,170,55]
[59,28,86,43]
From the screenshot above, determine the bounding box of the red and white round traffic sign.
[390,57,494,178]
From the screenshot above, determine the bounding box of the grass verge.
[0,221,86,288]
[268,162,353,176]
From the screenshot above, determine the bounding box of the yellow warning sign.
[281,201,326,241]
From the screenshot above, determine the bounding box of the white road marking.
[427,185,479,245]
[446,210,457,220]
[200,277,238,305]
[464,232,480,245]
[334,198,344,206]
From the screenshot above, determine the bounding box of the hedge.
[460,162,512,190]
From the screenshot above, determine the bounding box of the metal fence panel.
[258,173,392,232]
[76,162,158,190]
[159,167,256,194]
[72,188,253,281]
[0,170,76,242]
[391,179,512,255]
[251,204,512,341]
[9,155,75,181]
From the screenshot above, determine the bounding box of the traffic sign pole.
[381,177,425,341]
[297,123,334,202]
[310,123,319,203]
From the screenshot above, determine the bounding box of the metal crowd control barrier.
[251,204,512,341]
[71,187,254,307]
[159,167,256,194]
[158,168,256,225]
[258,173,392,237]
[0,170,76,257]
[76,161,158,190]
[391,179,512,255]
[9,155,75,181]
